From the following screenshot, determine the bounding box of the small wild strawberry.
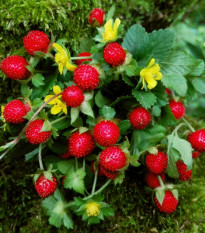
[146,172,165,189]
[60,150,72,159]
[34,174,57,198]
[23,30,50,55]
[93,120,120,147]
[103,42,126,67]
[169,100,185,119]
[26,119,51,144]
[3,100,28,124]
[89,8,105,27]
[188,129,205,152]
[176,161,192,181]
[100,165,119,180]
[154,190,178,214]
[99,146,127,172]
[0,55,30,80]
[75,52,92,66]
[129,107,151,130]
[73,64,100,91]
[62,85,84,107]
[146,151,168,174]
[192,151,200,158]
[68,131,94,158]
[165,88,171,95]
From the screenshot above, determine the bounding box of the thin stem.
[51,115,67,125]
[91,170,98,194]
[38,144,44,170]
[182,117,195,132]
[75,157,78,170]
[0,147,12,160]
[71,56,92,60]
[83,158,86,171]
[157,175,165,188]
[110,96,134,107]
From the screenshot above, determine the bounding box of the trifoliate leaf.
[132,89,157,109]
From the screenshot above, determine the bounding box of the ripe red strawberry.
[91,161,104,176]
[192,151,200,158]
[154,190,178,214]
[103,43,126,67]
[93,120,120,147]
[146,151,168,174]
[3,100,28,124]
[188,129,205,152]
[60,150,72,159]
[129,107,151,130]
[23,30,50,55]
[26,119,51,144]
[99,146,127,172]
[146,172,165,189]
[34,174,57,198]
[100,165,119,180]
[176,161,192,181]
[75,52,92,66]
[0,55,30,80]
[169,100,185,119]
[73,64,99,91]
[62,85,84,107]
[165,88,171,95]
[89,8,105,26]
[68,131,94,158]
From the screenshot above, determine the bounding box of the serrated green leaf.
[31,73,45,87]
[152,83,168,106]
[166,148,180,178]
[49,214,62,228]
[21,84,32,97]
[42,195,57,211]
[100,105,116,120]
[63,214,74,229]
[57,160,75,174]
[189,59,204,76]
[114,172,125,185]
[101,207,114,217]
[192,78,205,94]
[119,120,131,135]
[80,101,94,118]
[129,155,140,167]
[95,90,110,108]
[79,38,95,53]
[132,90,157,109]
[156,189,165,206]
[64,168,86,194]
[161,74,187,96]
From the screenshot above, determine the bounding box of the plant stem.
[51,115,67,125]
[91,170,98,194]
[71,56,92,60]
[0,147,12,160]
[75,157,78,170]
[110,96,134,107]
[83,158,85,171]
[157,175,165,187]
[182,117,195,132]
[38,144,44,170]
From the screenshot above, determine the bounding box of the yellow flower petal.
[53,85,62,95]
[1,106,5,113]
[53,43,65,54]
[155,72,162,80]
[58,63,64,75]
[62,105,68,114]
[146,74,157,89]
[44,95,58,105]
[51,105,62,115]
[113,18,121,33]
[65,62,77,71]
[148,59,155,68]
[104,19,113,34]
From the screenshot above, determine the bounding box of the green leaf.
[119,120,131,135]
[160,106,177,126]
[49,214,62,228]
[25,146,46,161]
[161,51,195,76]
[189,59,204,76]
[114,172,125,185]
[161,74,187,96]
[31,73,45,87]
[152,83,168,107]
[63,214,74,229]
[64,168,86,194]
[106,5,115,21]
[80,101,94,118]
[152,106,161,117]
[71,107,80,124]
[192,78,205,94]
[156,189,165,206]
[129,155,140,167]
[32,98,44,110]
[21,84,32,97]
[42,196,56,211]
[101,207,114,217]
[132,90,157,109]
[95,91,110,108]
[121,74,135,87]
[48,140,68,155]
[79,38,95,53]
[52,116,70,130]
[166,148,180,178]
[100,105,116,120]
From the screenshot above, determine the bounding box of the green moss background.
[1,0,205,232]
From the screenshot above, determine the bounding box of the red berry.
[60,150,72,159]
[35,174,57,198]
[68,131,94,158]
[169,100,185,119]
[100,165,119,180]
[176,161,192,181]
[89,8,105,26]
[129,107,151,130]
[75,52,92,66]
[146,151,168,174]
[91,161,104,176]
[188,130,205,152]
[154,190,178,214]
[26,119,51,144]
[62,85,84,107]
[0,55,30,80]
[103,43,126,67]
[165,88,171,95]
[73,64,99,91]
[93,120,120,147]
[23,30,50,55]
[146,172,165,189]
[3,100,28,124]
[192,151,200,158]
[99,146,127,172]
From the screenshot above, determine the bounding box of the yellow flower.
[1,106,6,131]
[53,43,77,75]
[86,202,100,217]
[102,18,121,42]
[140,58,162,89]
[44,85,67,115]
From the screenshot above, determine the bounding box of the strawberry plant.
[0,5,205,230]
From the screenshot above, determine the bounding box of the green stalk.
[182,117,195,132]
[157,175,165,188]
[91,170,98,194]
[38,144,44,170]
[75,157,78,170]
[51,115,67,125]
[71,56,92,60]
